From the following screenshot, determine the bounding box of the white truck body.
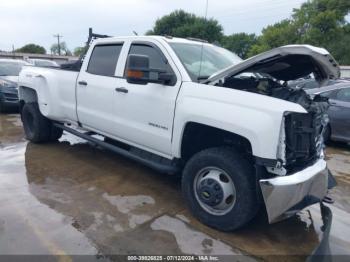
[18,35,339,227]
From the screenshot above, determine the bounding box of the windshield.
[0,61,26,76]
[169,42,242,81]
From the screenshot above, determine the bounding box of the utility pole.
[53,34,63,55]
[12,45,15,59]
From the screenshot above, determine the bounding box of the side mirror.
[125,54,175,85]
[158,72,174,84]
[126,54,150,85]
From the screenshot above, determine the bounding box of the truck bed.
[19,65,80,123]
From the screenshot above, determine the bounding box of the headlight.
[276,113,287,165]
[0,79,16,88]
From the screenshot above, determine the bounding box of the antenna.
[197,0,209,82]
[132,31,138,36]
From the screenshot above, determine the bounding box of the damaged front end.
[260,90,334,223]
[206,45,340,223]
[281,91,330,173]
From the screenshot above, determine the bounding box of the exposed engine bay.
[220,74,326,109]
[220,73,330,173]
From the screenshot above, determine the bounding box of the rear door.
[328,87,350,141]
[112,40,182,157]
[76,42,123,136]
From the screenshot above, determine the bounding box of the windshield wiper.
[197,75,209,81]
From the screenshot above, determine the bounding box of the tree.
[15,44,46,54]
[50,42,72,56]
[248,0,350,64]
[73,46,87,56]
[222,33,257,59]
[248,19,298,56]
[146,10,223,43]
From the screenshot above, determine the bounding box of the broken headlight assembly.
[268,116,287,176]
[0,79,17,90]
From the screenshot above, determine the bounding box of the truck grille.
[284,112,322,172]
[3,92,19,102]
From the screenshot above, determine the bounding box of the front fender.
[172,82,306,160]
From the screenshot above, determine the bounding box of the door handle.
[115,87,128,93]
[78,80,88,86]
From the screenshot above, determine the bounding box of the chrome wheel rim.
[193,167,236,216]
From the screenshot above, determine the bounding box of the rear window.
[87,44,123,76]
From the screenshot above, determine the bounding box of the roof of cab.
[94,35,211,46]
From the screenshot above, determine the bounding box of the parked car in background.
[289,77,346,90]
[0,59,30,112]
[27,59,59,68]
[307,82,350,143]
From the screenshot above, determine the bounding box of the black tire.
[49,124,63,141]
[0,99,6,113]
[182,147,259,231]
[21,103,62,143]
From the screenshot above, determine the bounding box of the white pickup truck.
[18,35,339,231]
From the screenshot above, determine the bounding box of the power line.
[53,34,63,55]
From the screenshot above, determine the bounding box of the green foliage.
[248,20,298,57]
[249,0,350,63]
[146,10,223,43]
[73,46,87,56]
[222,33,257,59]
[16,43,46,54]
[50,42,71,56]
[147,1,350,64]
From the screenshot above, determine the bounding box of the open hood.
[206,45,340,85]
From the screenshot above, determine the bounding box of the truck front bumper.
[260,159,328,223]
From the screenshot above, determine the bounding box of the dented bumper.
[260,159,328,223]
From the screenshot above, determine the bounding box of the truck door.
[76,43,123,136]
[113,41,182,157]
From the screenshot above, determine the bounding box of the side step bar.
[53,123,179,175]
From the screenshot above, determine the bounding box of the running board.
[53,123,179,174]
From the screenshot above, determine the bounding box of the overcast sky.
[0,0,306,52]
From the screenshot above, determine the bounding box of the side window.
[126,43,175,85]
[336,88,350,102]
[87,44,123,77]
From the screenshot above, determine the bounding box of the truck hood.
[206,45,340,85]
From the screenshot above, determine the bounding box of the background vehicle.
[0,59,29,112]
[288,77,346,90]
[27,59,60,68]
[18,33,338,231]
[307,82,350,143]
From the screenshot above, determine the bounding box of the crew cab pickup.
[18,35,339,231]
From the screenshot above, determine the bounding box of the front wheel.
[182,147,259,231]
